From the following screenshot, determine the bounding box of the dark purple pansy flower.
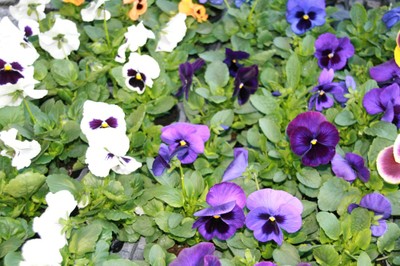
[152,144,171,176]
[89,117,118,130]
[369,59,400,87]
[233,65,259,105]
[222,148,248,182]
[176,58,205,100]
[382,7,400,29]
[161,122,210,164]
[0,59,24,85]
[287,111,340,167]
[362,83,400,128]
[309,68,347,111]
[170,242,221,266]
[223,48,250,77]
[193,182,246,241]
[314,33,355,71]
[286,0,326,35]
[376,134,400,184]
[348,193,392,237]
[331,152,370,183]
[245,188,303,245]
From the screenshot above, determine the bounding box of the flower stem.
[103,6,111,48]
[253,171,260,190]
[179,164,187,202]
[247,0,260,22]
[223,0,231,9]
[23,99,37,124]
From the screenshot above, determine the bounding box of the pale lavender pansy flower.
[376,134,400,184]
[287,111,339,167]
[160,122,210,164]
[156,13,187,53]
[331,152,370,183]
[170,242,220,266]
[362,83,400,128]
[193,182,246,240]
[348,193,392,237]
[286,0,326,35]
[222,148,248,182]
[245,188,303,245]
[314,33,354,70]
[309,68,347,111]
[81,0,111,22]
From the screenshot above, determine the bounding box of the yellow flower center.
[303,14,309,20]
[136,73,142,80]
[4,64,12,71]
[269,216,276,222]
[101,122,109,128]
[328,53,334,59]
[179,140,187,146]
[319,90,325,96]
[311,139,317,145]
[232,59,237,63]
[239,83,244,89]
[213,215,220,219]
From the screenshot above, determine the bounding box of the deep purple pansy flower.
[223,48,250,77]
[152,144,171,176]
[369,59,400,87]
[193,182,246,241]
[176,58,205,100]
[286,0,326,35]
[0,59,24,85]
[331,152,370,183]
[287,111,340,167]
[245,188,303,245]
[382,7,400,29]
[314,33,354,71]
[222,148,248,182]
[170,242,221,266]
[161,122,210,164]
[376,134,400,184]
[309,68,347,111]
[348,193,392,237]
[362,83,400,128]
[233,65,259,105]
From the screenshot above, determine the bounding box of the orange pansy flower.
[126,0,148,21]
[63,0,85,6]
[178,0,208,23]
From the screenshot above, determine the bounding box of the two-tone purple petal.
[331,153,370,183]
[169,242,220,266]
[222,148,248,182]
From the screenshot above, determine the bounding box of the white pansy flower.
[9,0,50,22]
[39,17,80,59]
[0,128,41,170]
[81,0,111,22]
[122,52,160,94]
[115,21,155,63]
[20,239,63,266]
[80,100,127,144]
[156,13,187,52]
[85,136,142,177]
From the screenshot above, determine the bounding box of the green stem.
[247,0,260,22]
[23,99,37,124]
[103,5,111,48]
[223,0,231,9]
[253,172,260,190]
[179,164,187,202]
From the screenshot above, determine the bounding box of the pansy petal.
[317,121,340,147]
[289,127,312,156]
[362,88,384,115]
[194,201,236,217]
[318,68,334,84]
[222,148,248,182]
[377,145,400,184]
[286,111,326,138]
[221,206,245,229]
[331,153,357,182]
[359,193,392,219]
[369,59,400,83]
[204,255,221,266]
[170,242,215,266]
[371,220,388,237]
[275,204,303,233]
[206,182,246,208]
[394,134,400,163]
[246,189,303,214]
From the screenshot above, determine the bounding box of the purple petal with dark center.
[222,148,248,182]
[0,59,5,69]
[0,68,24,85]
[220,205,245,229]
[317,121,340,147]
[337,37,355,59]
[371,220,388,237]
[204,255,221,266]
[331,153,358,182]
[194,201,236,217]
[345,153,370,182]
[274,203,303,233]
[363,88,384,115]
[184,134,206,154]
[177,148,198,164]
[377,145,400,184]
[289,127,313,156]
[301,144,335,167]
[89,119,103,130]
[369,60,400,83]
[161,123,197,144]
[286,111,327,138]
[10,62,23,71]
[314,93,335,111]
[169,242,215,266]
[315,33,339,58]
[380,83,400,107]
[206,182,246,208]
[254,262,277,266]
[359,193,392,219]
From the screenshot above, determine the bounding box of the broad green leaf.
[335,110,356,126]
[210,109,234,131]
[102,259,139,266]
[147,96,177,115]
[273,37,291,51]
[357,252,372,266]
[60,121,81,143]
[69,223,102,255]
[350,3,367,27]
[0,238,24,258]
[286,53,301,89]
[318,177,349,211]
[364,121,397,141]
[131,216,156,237]
[148,244,166,266]
[50,59,79,86]
[169,218,196,238]
[4,172,46,198]
[259,116,281,143]
[249,93,278,115]
[313,245,340,266]
[377,223,400,253]
[147,186,184,208]
[350,207,371,233]
[272,242,301,265]
[46,174,83,197]
[296,167,322,189]
[368,137,393,164]
[205,61,229,93]
[316,212,341,240]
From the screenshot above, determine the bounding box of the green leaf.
[272,242,301,265]
[169,218,196,238]
[46,174,83,197]
[286,53,301,89]
[259,116,282,143]
[102,259,139,266]
[0,106,24,127]
[60,120,81,143]
[350,3,367,27]
[249,93,278,115]
[296,167,322,189]
[0,238,23,258]
[318,177,349,211]
[147,96,177,115]
[155,0,178,13]
[273,37,291,51]
[69,223,102,255]
[316,212,341,240]
[364,121,398,141]
[377,223,400,253]
[3,251,22,266]
[83,25,106,41]
[205,61,229,93]
[350,207,371,233]
[131,216,156,237]
[298,35,315,56]
[126,104,146,133]
[148,244,166,266]
[368,137,393,164]
[147,186,184,208]
[313,245,340,266]
[210,109,234,132]
[50,59,79,86]
[4,172,46,198]
[357,252,372,266]
[184,170,204,199]
[334,110,356,126]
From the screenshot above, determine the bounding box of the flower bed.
[0,0,400,265]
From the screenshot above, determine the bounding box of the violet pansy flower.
[176,58,205,100]
[245,188,303,245]
[309,68,347,111]
[331,152,370,183]
[223,48,250,77]
[193,182,246,240]
[362,83,400,128]
[254,262,277,266]
[222,148,248,182]
[161,122,210,164]
[287,111,340,167]
[382,7,400,29]
[233,65,259,105]
[376,134,400,184]
[369,59,400,87]
[152,143,171,176]
[170,242,220,266]
[314,33,354,71]
[286,0,326,35]
[348,193,392,237]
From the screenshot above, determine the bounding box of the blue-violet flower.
[331,152,370,183]
[222,148,248,182]
[176,58,205,100]
[382,6,400,29]
[286,0,326,35]
[170,242,221,266]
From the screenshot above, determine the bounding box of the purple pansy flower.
[309,68,347,111]
[161,122,210,164]
[314,33,354,71]
[245,188,303,245]
[254,262,277,266]
[382,7,400,29]
[362,83,400,128]
[376,134,400,184]
[287,111,340,167]
[198,0,223,5]
[331,152,370,183]
[222,148,248,182]
[223,48,250,77]
[233,65,259,105]
[193,182,246,241]
[170,242,221,266]
[348,193,392,237]
[286,0,326,35]
[176,58,205,100]
[0,59,24,85]
[369,59,400,87]
[152,144,171,176]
